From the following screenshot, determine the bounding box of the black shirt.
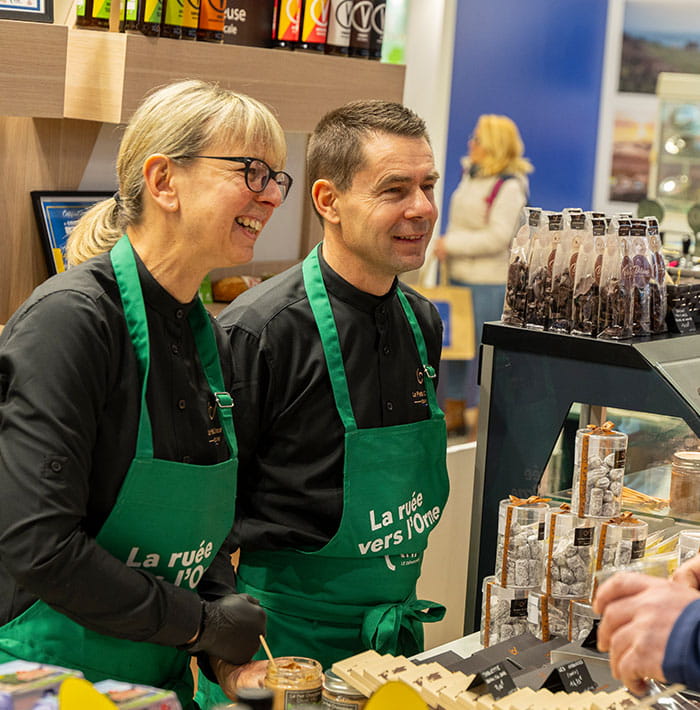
[0,251,235,645]
[220,250,443,552]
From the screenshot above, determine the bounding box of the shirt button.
[182,455,192,463]
[175,309,185,319]
[386,401,393,411]
[383,345,391,355]
[50,460,63,472]
[171,343,180,355]
[177,399,186,410]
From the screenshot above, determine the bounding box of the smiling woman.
[0,80,289,710]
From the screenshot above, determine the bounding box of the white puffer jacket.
[442,171,529,285]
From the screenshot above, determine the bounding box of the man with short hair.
[198,101,449,705]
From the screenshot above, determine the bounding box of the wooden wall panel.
[0,117,100,322]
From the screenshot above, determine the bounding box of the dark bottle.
[348,0,372,58]
[181,0,199,39]
[273,0,301,49]
[119,0,162,35]
[197,0,225,42]
[324,0,351,54]
[298,0,329,52]
[161,0,183,38]
[234,688,274,710]
[368,0,385,60]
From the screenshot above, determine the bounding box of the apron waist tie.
[239,575,445,656]
[361,598,445,656]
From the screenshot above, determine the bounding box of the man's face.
[329,132,439,290]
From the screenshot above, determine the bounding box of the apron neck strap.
[110,235,237,458]
[302,244,440,432]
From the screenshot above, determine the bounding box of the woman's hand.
[209,657,269,700]
[433,237,448,262]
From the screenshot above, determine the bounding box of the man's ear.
[143,154,179,213]
[311,179,340,224]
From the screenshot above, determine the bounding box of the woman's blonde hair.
[66,79,286,266]
[471,114,533,178]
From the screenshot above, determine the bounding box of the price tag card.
[543,659,597,693]
[668,306,696,334]
[470,662,517,700]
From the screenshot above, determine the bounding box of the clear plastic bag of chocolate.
[647,217,668,334]
[597,232,633,340]
[548,212,578,334]
[502,207,539,327]
[630,220,652,336]
[571,217,606,337]
[524,217,552,330]
[494,495,548,588]
[480,576,529,647]
[571,421,627,518]
[542,505,597,599]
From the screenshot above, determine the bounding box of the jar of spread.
[322,669,367,709]
[264,657,322,710]
[670,451,700,516]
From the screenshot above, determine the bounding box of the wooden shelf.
[64,29,405,129]
[0,20,68,117]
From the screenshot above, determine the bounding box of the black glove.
[184,594,266,665]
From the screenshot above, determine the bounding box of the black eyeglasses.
[177,155,293,202]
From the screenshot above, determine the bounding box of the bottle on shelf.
[298,0,330,52]
[369,0,385,60]
[160,0,183,39]
[120,0,163,36]
[273,0,301,49]
[180,0,199,39]
[197,0,225,42]
[348,0,372,58]
[76,0,110,29]
[324,0,351,55]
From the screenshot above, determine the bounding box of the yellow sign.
[366,680,428,710]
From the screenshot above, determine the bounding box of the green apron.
[197,244,449,709]
[0,236,238,710]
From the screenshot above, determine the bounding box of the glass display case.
[464,322,700,632]
[650,72,700,236]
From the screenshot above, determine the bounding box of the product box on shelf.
[0,660,83,709]
[92,679,181,709]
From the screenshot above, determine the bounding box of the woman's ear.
[311,179,340,224]
[143,154,179,212]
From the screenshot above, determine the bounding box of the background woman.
[0,79,291,708]
[433,114,532,436]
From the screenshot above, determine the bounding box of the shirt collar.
[317,246,398,315]
[132,248,199,321]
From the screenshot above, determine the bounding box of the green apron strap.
[110,235,237,457]
[395,288,441,418]
[302,245,357,432]
[111,236,154,459]
[187,299,237,457]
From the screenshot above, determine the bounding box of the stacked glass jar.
[481,496,549,646]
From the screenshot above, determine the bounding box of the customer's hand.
[672,553,700,589]
[186,594,266,665]
[210,657,268,701]
[594,572,699,695]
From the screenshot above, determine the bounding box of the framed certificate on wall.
[0,0,53,22]
[31,191,112,275]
